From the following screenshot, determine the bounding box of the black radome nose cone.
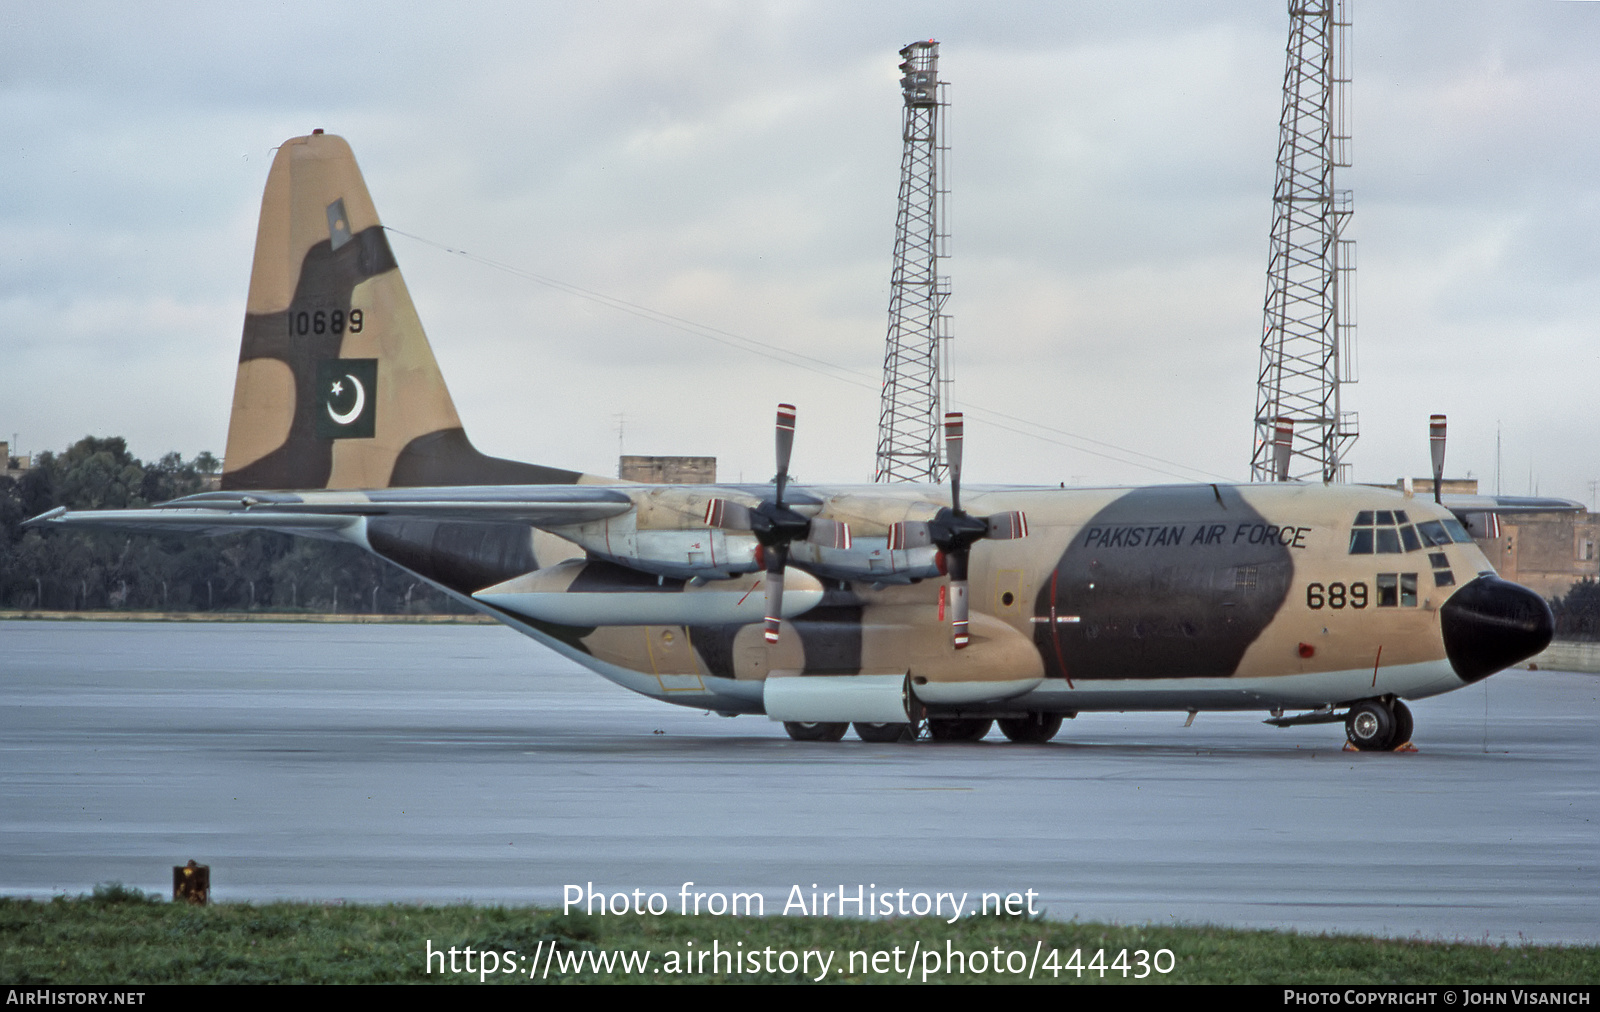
[1440,575,1554,683]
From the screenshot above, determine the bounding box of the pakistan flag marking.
[315,358,377,439]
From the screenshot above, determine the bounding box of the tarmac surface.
[2,620,1596,943]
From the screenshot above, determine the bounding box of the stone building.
[618,455,716,484]
[0,441,31,480]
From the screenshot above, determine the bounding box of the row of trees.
[1550,579,1600,642]
[0,436,465,614]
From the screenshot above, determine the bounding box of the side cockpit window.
[1348,509,1422,555]
[1417,520,1451,547]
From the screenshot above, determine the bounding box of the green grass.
[1,886,1595,984]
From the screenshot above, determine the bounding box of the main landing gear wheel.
[853,722,912,743]
[927,718,993,742]
[784,721,848,742]
[998,713,1064,744]
[1344,700,1399,752]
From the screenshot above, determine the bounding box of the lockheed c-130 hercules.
[31,132,1561,751]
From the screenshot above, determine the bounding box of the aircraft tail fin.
[222,131,583,491]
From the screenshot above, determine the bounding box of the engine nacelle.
[550,516,760,579]
[787,536,943,586]
[475,558,822,626]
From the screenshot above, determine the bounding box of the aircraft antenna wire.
[385,226,1242,485]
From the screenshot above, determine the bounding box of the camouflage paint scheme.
[36,134,1555,738]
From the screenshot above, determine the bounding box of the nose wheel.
[1344,699,1414,752]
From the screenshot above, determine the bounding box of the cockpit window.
[1442,518,1473,543]
[1417,520,1450,547]
[1349,512,1421,554]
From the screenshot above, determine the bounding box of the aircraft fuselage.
[300,478,1541,722]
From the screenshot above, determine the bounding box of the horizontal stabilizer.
[27,485,635,537]
[25,507,359,538]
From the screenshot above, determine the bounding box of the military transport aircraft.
[30,132,1559,751]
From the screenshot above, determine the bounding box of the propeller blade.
[774,403,796,506]
[704,498,753,531]
[947,549,970,649]
[806,517,851,551]
[1429,414,1447,505]
[985,511,1028,540]
[944,412,964,513]
[763,545,787,644]
[887,520,934,551]
[1273,416,1293,482]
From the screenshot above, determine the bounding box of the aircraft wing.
[1439,494,1586,515]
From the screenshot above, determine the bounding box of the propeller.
[888,413,1028,649]
[703,404,850,644]
[1429,414,1447,505]
[1273,416,1294,482]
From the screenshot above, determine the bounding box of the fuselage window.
[1374,573,1420,607]
[1376,573,1398,606]
[1427,549,1455,588]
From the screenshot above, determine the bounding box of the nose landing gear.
[1344,698,1414,752]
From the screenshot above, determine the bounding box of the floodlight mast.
[875,39,951,484]
[1251,1,1358,484]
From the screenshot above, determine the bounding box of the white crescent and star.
[326,373,366,425]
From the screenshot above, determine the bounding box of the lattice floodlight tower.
[1250,1,1358,483]
[875,39,951,484]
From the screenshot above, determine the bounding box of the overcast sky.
[4,2,1598,502]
